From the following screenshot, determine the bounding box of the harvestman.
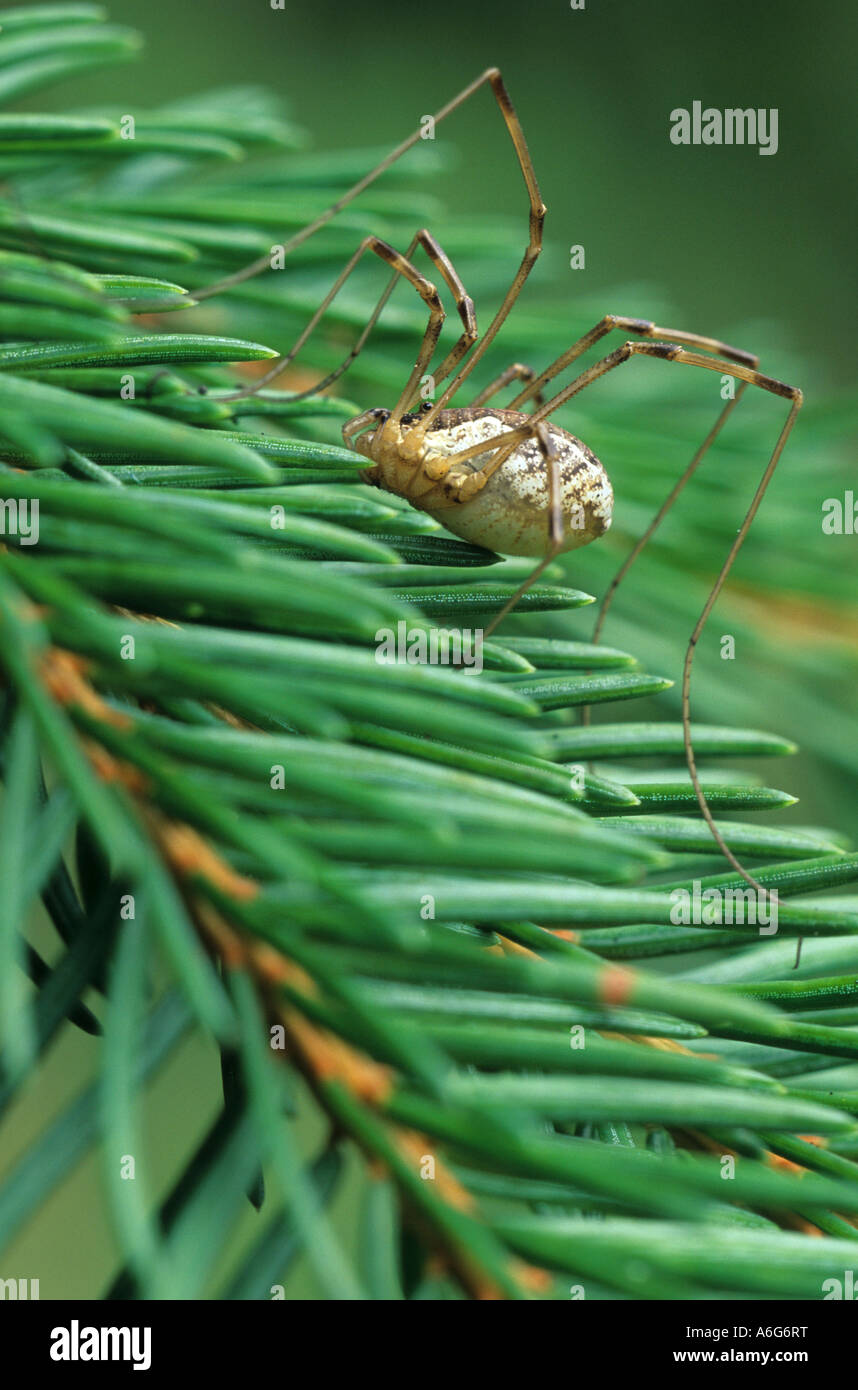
[125,69,803,924]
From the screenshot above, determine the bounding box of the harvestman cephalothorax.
[121,68,804,937]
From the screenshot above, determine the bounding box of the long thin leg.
[215,233,447,403]
[579,382,750,881]
[510,317,757,670]
[580,379,753,749]
[530,339,798,431]
[384,231,476,420]
[420,74,546,424]
[116,67,531,314]
[528,338,802,908]
[509,314,757,410]
[471,362,545,409]
[414,236,478,396]
[219,227,476,406]
[256,67,542,414]
[590,384,750,648]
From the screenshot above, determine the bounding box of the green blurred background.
[2,0,855,1300]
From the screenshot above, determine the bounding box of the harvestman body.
[122,68,804,932]
[353,405,613,557]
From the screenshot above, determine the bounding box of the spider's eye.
[420,401,433,413]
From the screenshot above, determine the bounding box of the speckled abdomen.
[415,409,613,556]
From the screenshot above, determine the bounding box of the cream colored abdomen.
[420,417,613,557]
